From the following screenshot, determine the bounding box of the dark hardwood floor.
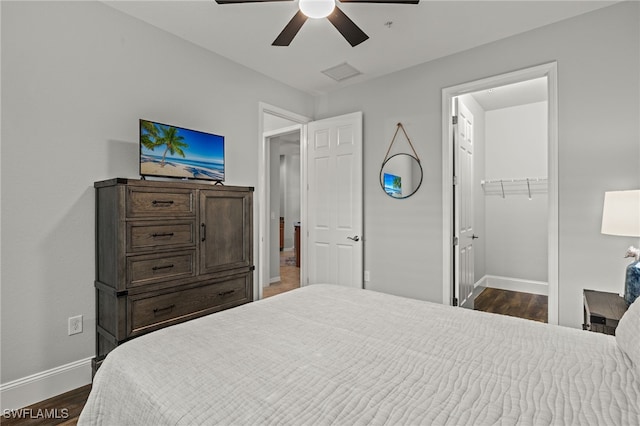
[2,384,91,426]
[474,287,548,323]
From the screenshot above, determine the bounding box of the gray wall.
[281,148,301,249]
[1,0,313,384]
[269,140,281,282]
[315,1,640,328]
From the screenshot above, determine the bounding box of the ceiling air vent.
[321,62,362,82]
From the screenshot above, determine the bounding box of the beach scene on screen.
[140,120,224,180]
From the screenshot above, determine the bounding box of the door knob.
[470,234,479,240]
[347,236,360,242]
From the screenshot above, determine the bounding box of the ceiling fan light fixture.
[299,0,335,19]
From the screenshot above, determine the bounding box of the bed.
[79,284,640,425]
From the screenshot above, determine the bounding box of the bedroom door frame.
[441,62,559,324]
[258,102,311,301]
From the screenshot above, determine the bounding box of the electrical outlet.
[68,315,83,336]
[364,271,370,282]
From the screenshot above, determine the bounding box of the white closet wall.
[484,101,548,285]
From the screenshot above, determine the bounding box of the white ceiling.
[470,77,548,111]
[104,0,617,95]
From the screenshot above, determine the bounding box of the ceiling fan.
[214,0,419,47]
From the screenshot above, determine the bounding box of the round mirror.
[380,153,423,199]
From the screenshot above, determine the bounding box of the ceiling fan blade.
[272,10,308,46]
[327,7,369,47]
[338,0,419,3]
[215,0,293,4]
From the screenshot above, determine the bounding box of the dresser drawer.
[127,251,195,288]
[127,187,195,218]
[128,276,249,336]
[127,220,195,253]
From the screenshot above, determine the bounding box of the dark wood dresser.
[93,178,253,373]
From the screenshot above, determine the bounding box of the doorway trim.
[441,62,559,324]
[257,102,311,300]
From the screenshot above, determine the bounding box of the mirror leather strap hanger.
[382,122,421,164]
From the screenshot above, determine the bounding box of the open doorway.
[263,129,302,298]
[257,103,310,300]
[442,63,559,324]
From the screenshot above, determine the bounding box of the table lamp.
[601,190,640,305]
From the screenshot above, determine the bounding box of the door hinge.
[453,236,459,246]
[452,116,458,125]
[452,297,459,307]
[453,175,458,185]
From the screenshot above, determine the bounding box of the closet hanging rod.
[480,177,547,185]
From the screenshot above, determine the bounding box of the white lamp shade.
[299,0,335,19]
[601,190,640,237]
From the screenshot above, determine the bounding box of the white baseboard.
[0,357,93,411]
[474,276,488,289]
[268,276,281,285]
[479,275,548,296]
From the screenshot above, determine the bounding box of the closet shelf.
[480,177,547,199]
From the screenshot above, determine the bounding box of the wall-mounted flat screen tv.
[383,172,402,197]
[139,119,224,182]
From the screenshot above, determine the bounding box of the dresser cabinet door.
[199,190,252,275]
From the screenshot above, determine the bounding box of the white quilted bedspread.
[79,284,640,425]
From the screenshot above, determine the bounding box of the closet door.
[454,98,475,308]
[199,189,253,275]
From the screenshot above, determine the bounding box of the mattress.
[79,284,640,425]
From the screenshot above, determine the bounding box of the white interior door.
[306,112,363,287]
[454,98,475,307]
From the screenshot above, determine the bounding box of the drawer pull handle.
[151,232,174,238]
[152,264,174,271]
[152,200,174,206]
[218,290,236,297]
[201,223,206,242]
[153,304,175,315]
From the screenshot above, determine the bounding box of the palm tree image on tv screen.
[140,120,224,181]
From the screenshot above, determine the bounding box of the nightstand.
[583,289,628,335]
